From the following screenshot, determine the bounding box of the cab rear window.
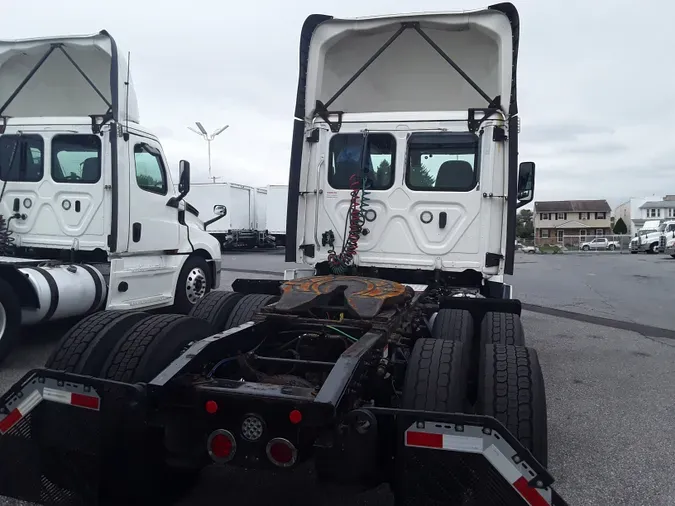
[406,132,478,192]
[0,134,44,182]
[328,133,395,190]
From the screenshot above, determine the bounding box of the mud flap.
[0,369,144,506]
[370,408,568,506]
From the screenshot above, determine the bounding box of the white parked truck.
[636,220,674,254]
[180,182,276,250]
[630,219,660,253]
[0,31,223,365]
[580,237,620,251]
[665,237,675,258]
[0,6,568,506]
[264,184,288,245]
[658,221,675,253]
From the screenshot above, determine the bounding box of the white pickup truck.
[580,237,619,251]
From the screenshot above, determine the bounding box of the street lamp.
[187,122,229,179]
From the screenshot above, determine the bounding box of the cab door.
[126,136,180,253]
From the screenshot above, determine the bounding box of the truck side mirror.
[213,204,227,217]
[178,160,191,197]
[516,161,535,208]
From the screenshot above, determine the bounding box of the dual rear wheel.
[394,308,547,505]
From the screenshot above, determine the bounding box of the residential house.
[533,200,612,246]
[638,196,675,227]
[613,196,667,236]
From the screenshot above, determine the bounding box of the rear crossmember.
[0,362,568,506]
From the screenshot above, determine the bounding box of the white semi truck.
[179,181,275,250]
[0,6,567,506]
[630,219,661,253]
[0,32,224,365]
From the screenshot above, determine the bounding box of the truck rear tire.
[188,290,244,332]
[477,344,548,466]
[225,293,278,329]
[173,255,212,315]
[480,311,525,348]
[45,310,149,376]
[394,338,468,505]
[431,308,473,372]
[102,314,212,383]
[100,314,213,503]
[0,278,21,366]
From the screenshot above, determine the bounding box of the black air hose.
[0,214,14,254]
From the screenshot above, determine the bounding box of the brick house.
[533,200,612,246]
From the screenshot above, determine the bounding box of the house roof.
[639,200,675,209]
[554,220,590,229]
[534,200,611,213]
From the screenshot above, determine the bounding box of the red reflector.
[289,409,302,424]
[513,477,550,506]
[71,393,100,410]
[210,434,233,459]
[0,409,21,434]
[266,438,297,468]
[406,431,443,449]
[205,400,218,414]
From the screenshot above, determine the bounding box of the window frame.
[327,133,396,191]
[133,143,168,196]
[541,229,549,239]
[404,132,479,192]
[51,134,102,184]
[0,134,44,183]
[596,229,604,236]
[556,230,564,243]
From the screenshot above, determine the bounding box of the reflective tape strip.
[0,389,43,434]
[404,423,552,506]
[406,430,484,453]
[43,388,100,411]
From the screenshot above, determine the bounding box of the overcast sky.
[3,0,674,209]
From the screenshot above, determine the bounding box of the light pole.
[187,122,229,179]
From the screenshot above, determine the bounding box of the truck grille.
[660,236,666,252]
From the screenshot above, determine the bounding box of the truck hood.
[304,4,518,116]
[0,31,138,123]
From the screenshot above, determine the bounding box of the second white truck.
[0,31,223,364]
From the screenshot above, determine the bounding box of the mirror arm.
[203,214,226,229]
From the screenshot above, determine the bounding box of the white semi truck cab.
[286,8,534,291]
[0,32,223,364]
[658,221,675,253]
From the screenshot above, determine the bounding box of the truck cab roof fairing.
[0,31,138,124]
[303,6,517,117]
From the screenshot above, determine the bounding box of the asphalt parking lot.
[1,250,674,506]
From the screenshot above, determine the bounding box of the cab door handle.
[439,212,447,229]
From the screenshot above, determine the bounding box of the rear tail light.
[266,438,298,468]
[207,429,236,463]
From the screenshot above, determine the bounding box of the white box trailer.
[264,184,288,245]
[181,182,275,249]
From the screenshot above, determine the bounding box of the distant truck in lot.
[265,184,288,246]
[665,237,675,258]
[630,220,661,253]
[580,237,619,251]
[658,221,675,253]
[180,182,276,250]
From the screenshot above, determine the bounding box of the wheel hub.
[185,267,207,304]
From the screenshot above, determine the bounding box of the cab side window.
[134,144,167,195]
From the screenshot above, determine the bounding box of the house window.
[557,230,564,243]
[540,229,549,239]
[595,212,606,219]
[596,229,604,236]
[556,213,567,220]
[540,213,549,220]
[579,229,586,238]
[649,209,657,217]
